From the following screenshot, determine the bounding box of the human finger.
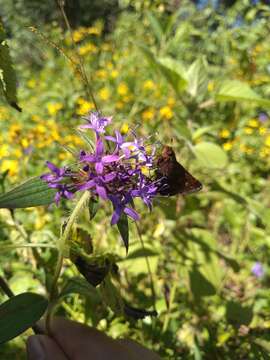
[27,334,68,360]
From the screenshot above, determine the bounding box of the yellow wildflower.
[12,149,22,158]
[117,82,129,96]
[160,106,173,120]
[96,69,107,79]
[167,97,176,107]
[106,62,113,69]
[265,135,270,147]
[120,123,129,134]
[142,108,155,121]
[244,127,253,135]
[87,26,102,36]
[207,81,215,92]
[259,127,266,135]
[223,142,233,151]
[110,69,119,79]
[21,138,29,148]
[77,100,95,116]
[0,106,9,120]
[27,79,36,88]
[246,147,254,155]
[123,95,132,103]
[1,159,19,176]
[247,119,259,128]
[31,115,41,122]
[239,144,247,152]
[219,129,230,139]
[47,102,63,116]
[73,28,86,42]
[143,80,155,90]
[102,43,111,52]
[259,147,270,158]
[98,87,110,101]
[115,101,124,109]
[0,144,9,157]
[78,43,97,56]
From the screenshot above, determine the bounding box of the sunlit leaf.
[216,80,270,107]
[0,177,56,208]
[193,142,228,169]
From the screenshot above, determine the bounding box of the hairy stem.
[46,191,90,335]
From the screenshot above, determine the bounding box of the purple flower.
[251,262,264,278]
[110,194,140,225]
[131,174,158,210]
[40,161,74,205]
[80,138,119,174]
[259,113,268,123]
[41,111,161,227]
[79,112,112,135]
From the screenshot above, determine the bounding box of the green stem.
[135,222,157,312]
[45,191,90,334]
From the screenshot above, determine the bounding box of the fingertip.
[27,335,67,360]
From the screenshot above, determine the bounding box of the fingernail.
[27,336,45,360]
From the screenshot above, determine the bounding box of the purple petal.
[80,154,96,162]
[96,138,104,157]
[102,155,119,163]
[124,207,140,221]
[104,173,116,182]
[77,180,95,191]
[111,208,122,225]
[46,161,59,174]
[105,135,116,142]
[95,162,103,174]
[96,185,107,199]
[54,192,61,205]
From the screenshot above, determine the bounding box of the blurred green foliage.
[1,0,270,359]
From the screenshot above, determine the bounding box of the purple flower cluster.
[41,112,161,224]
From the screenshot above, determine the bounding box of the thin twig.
[57,0,99,111]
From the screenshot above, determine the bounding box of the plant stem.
[45,191,90,335]
[57,0,99,111]
[135,222,157,312]
[0,276,14,298]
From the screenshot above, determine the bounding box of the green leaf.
[253,338,270,353]
[156,57,188,94]
[216,80,270,107]
[0,20,21,111]
[0,292,48,344]
[146,11,164,43]
[99,276,124,316]
[189,267,216,299]
[186,57,208,98]
[60,277,101,303]
[117,213,129,253]
[0,177,56,209]
[226,301,253,327]
[193,142,228,169]
[126,247,158,260]
[88,196,99,220]
[139,45,187,95]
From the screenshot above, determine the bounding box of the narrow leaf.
[0,19,21,111]
[0,177,56,209]
[117,213,129,253]
[0,292,48,344]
